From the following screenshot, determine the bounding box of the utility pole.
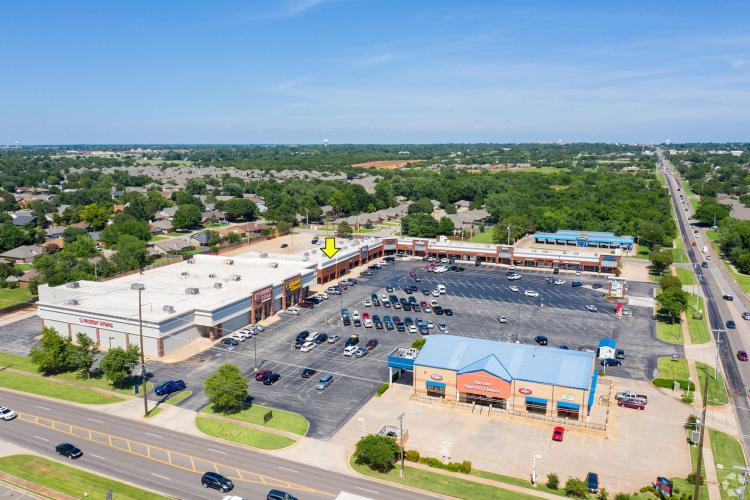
[507,226,511,246]
[693,377,710,500]
[397,412,405,478]
[131,283,148,417]
[715,333,722,382]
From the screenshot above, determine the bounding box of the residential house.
[44,226,66,239]
[191,231,212,247]
[69,221,90,230]
[149,220,174,235]
[155,206,179,220]
[446,209,491,232]
[18,269,40,288]
[215,222,269,239]
[153,237,195,254]
[201,209,226,225]
[10,211,36,227]
[0,245,44,264]
[454,200,471,212]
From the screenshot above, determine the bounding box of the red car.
[366,339,378,350]
[255,369,272,381]
[618,398,646,410]
[738,351,749,362]
[298,300,314,309]
[552,426,564,442]
[362,312,371,320]
[338,282,348,290]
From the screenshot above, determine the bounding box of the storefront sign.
[79,317,114,329]
[253,286,273,305]
[285,276,302,293]
[463,381,501,394]
[518,387,533,395]
[456,372,511,398]
[430,374,443,381]
[560,393,575,402]
[360,246,368,258]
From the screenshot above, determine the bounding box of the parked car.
[301,368,316,378]
[154,379,187,397]
[0,407,16,421]
[354,347,369,358]
[601,359,621,367]
[221,337,239,346]
[263,373,281,385]
[738,351,748,362]
[300,341,317,352]
[592,283,603,289]
[313,332,328,344]
[552,426,564,442]
[434,306,444,315]
[615,349,625,360]
[267,489,299,500]
[443,308,453,316]
[509,285,520,292]
[497,315,507,323]
[328,335,341,344]
[366,339,379,350]
[724,294,735,301]
[438,322,448,333]
[743,312,750,320]
[201,471,234,492]
[571,280,583,287]
[534,335,548,345]
[586,472,599,494]
[55,443,83,459]
[618,398,646,410]
[345,334,360,346]
[285,306,300,315]
[559,345,570,350]
[298,300,314,309]
[585,305,598,312]
[255,369,272,381]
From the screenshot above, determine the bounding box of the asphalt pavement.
[0,390,435,500]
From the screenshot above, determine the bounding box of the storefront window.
[425,381,445,398]
[459,392,506,409]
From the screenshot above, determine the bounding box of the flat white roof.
[38,253,315,323]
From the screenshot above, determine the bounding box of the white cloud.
[729,58,748,70]
[279,0,328,17]
[353,52,396,69]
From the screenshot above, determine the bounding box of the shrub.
[614,494,631,500]
[405,450,420,462]
[546,473,560,490]
[417,456,471,474]
[681,396,694,404]
[598,488,609,500]
[354,435,400,473]
[460,460,472,474]
[376,383,390,397]
[419,457,443,468]
[564,477,589,498]
[687,472,704,486]
[411,338,426,349]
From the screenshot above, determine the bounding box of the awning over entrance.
[426,381,446,388]
[557,401,580,410]
[525,397,548,406]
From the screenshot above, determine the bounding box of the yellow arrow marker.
[321,237,340,259]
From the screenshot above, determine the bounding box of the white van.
[344,345,358,356]
[437,284,446,294]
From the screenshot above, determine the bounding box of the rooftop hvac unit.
[187,258,195,264]
[260,253,268,258]
[214,282,223,289]
[225,259,234,265]
[228,274,241,281]
[66,298,79,306]
[208,273,217,278]
[185,287,200,295]
[65,281,80,289]
[267,262,279,269]
[181,271,190,277]
[162,305,175,313]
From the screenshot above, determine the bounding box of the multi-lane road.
[658,149,750,453]
[0,390,436,500]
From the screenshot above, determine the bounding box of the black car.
[313,332,328,344]
[534,335,548,346]
[154,379,186,397]
[294,338,306,349]
[374,319,384,329]
[586,472,599,494]
[615,349,625,359]
[592,283,603,289]
[396,322,406,332]
[345,335,360,347]
[221,337,239,346]
[56,443,82,459]
[701,261,709,268]
[296,330,310,342]
[268,488,299,500]
[201,471,234,492]
[404,317,414,326]
[443,308,453,316]
[600,359,622,367]
[301,368,316,378]
[405,287,413,294]
[434,306,444,315]
[724,294,735,301]
[343,316,351,326]
[552,268,560,274]
[422,289,431,295]
[353,318,362,327]
[263,373,281,385]
[727,320,737,329]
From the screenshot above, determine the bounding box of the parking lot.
[0,260,675,440]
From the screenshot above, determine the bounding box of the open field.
[466,230,495,243]
[0,371,123,404]
[0,288,32,309]
[0,455,168,500]
[686,294,711,344]
[675,267,696,285]
[696,362,729,405]
[351,159,423,169]
[656,356,690,385]
[708,429,749,500]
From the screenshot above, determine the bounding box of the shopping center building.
[391,335,598,421]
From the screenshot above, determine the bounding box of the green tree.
[649,249,674,275]
[100,345,140,387]
[79,204,111,230]
[29,327,75,375]
[0,221,30,253]
[101,215,151,246]
[659,275,683,291]
[227,232,242,244]
[204,364,248,413]
[598,488,609,500]
[72,333,98,379]
[112,234,148,271]
[694,199,731,226]
[408,197,434,215]
[411,338,426,349]
[438,216,455,236]
[62,226,89,244]
[546,472,559,490]
[172,204,202,230]
[658,287,688,323]
[337,221,353,238]
[276,221,292,235]
[354,434,401,472]
[563,477,589,498]
[220,198,258,222]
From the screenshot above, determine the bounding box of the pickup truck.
[615,391,648,404]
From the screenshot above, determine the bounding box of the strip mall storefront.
[252,286,274,323]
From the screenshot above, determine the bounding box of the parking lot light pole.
[357,417,365,437]
[131,283,148,417]
[397,412,405,478]
[531,454,541,486]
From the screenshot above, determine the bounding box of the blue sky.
[1,0,749,144]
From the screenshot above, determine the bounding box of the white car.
[429,299,439,307]
[328,335,341,343]
[507,274,521,280]
[351,311,361,321]
[231,334,247,342]
[498,315,508,323]
[509,285,520,292]
[235,330,251,340]
[438,323,448,333]
[575,270,582,276]
[0,407,16,421]
[585,305,598,312]
[509,265,516,270]
[524,290,539,297]
[431,290,440,297]
[363,299,372,307]
[300,341,317,352]
[423,306,432,313]
[305,331,318,342]
[285,306,300,315]
[408,325,418,334]
[363,318,373,328]
[317,292,329,300]
[381,294,388,301]
[554,279,565,285]
[427,320,434,328]
[343,345,358,356]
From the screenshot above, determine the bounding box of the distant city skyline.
[2,0,749,144]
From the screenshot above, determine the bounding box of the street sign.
[263,410,273,423]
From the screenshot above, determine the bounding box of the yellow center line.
[15,411,333,497]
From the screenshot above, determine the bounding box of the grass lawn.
[709,429,749,500]
[676,267,696,285]
[470,469,565,497]
[705,229,719,242]
[727,265,750,294]
[467,231,495,244]
[164,389,192,406]
[0,352,38,372]
[148,235,169,242]
[656,317,684,344]
[672,239,688,263]
[690,197,700,211]
[0,371,122,404]
[145,406,163,418]
[195,417,295,450]
[203,403,308,436]
[656,356,690,383]
[696,362,729,405]
[0,287,33,309]
[14,263,33,272]
[635,245,651,260]
[0,455,167,499]
[350,457,537,500]
[686,294,711,344]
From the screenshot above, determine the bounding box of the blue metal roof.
[533,230,634,244]
[599,338,616,348]
[415,335,594,390]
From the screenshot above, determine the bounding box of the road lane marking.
[208,448,226,455]
[90,454,106,460]
[151,473,170,481]
[33,435,49,442]
[357,486,380,494]
[278,466,299,473]
[146,432,163,438]
[87,418,103,424]
[35,406,50,411]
